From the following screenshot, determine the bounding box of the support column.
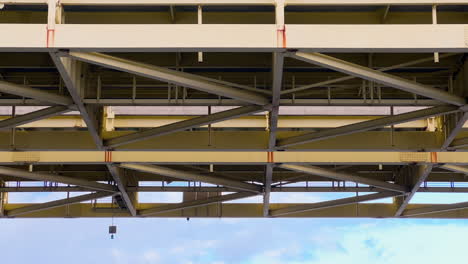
[0,180,5,217]
[263,164,273,217]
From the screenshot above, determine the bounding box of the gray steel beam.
[403,201,468,217]
[50,53,103,148]
[0,106,70,130]
[281,53,457,95]
[0,80,73,106]
[0,166,116,192]
[270,192,398,217]
[395,165,433,216]
[6,192,113,217]
[277,105,458,148]
[279,164,408,193]
[263,52,283,216]
[263,164,273,217]
[67,52,270,105]
[78,98,443,107]
[120,163,262,193]
[444,112,468,149]
[440,164,468,174]
[450,137,468,149]
[106,105,265,148]
[51,52,137,215]
[139,192,255,216]
[107,165,137,216]
[268,53,284,150]
[288,52,466,106]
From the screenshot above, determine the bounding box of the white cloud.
[142,250,161,264]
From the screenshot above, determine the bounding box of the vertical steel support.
[442,112,468,150]
[51,48,136,215]
[263,164,273,217]
[442,57,468,149]
[269,53,285,150]
[0,180,5,217]
[197,5,203,62]
[262,1,285,217]
[432,5,439,63]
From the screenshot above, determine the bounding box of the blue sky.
[1,217,467,264]
[2,187,468,264]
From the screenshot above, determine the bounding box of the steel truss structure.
[0,0,468,219]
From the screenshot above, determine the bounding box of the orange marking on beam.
[277,25,286,48]
[267,152,274,163]
[46,28,55,48]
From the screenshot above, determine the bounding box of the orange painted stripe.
[267,152,274,163]
[104,151,113,163]
[46,28,55,48]
[277,26,286,49]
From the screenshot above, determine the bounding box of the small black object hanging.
[109,225,117,239]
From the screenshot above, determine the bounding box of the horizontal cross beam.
[139,192,255,216]
[67,52,269,105]
[279,164,408,193]
[6,192,113,217]
[289,52,466,106]
[121,163,263,193]
[270,192,398,217]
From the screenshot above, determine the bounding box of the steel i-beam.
[279,164,408,193]
[0,106,70,130]
[0,166,116,192]
[139,192,255,216]
[288,52,466,106]
[51,53,137,215]
[120,163,262,193]
[263,164,274,217]
[0,80,73,106]
[67,52,270,105]
[6,192,114,217]
[281,53,457,95]
[444,112,468,150]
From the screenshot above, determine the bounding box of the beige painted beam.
[0,151,467,164]
[270,192,398,217]
[4,0,467,5]
[0,115,431,129]
[2,24,467,52]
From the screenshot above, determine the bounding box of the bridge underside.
[1,0,468,219]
